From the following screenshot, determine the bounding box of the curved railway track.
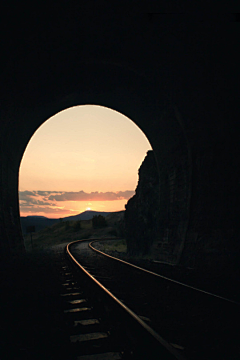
[65,239,184,360]
[65,238,240,360]
[89,241,240,306]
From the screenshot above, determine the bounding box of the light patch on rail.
[64,307,91,313]
[77,351,122,359]
[66,287,79,290]
[61,292,82,297]
[170,343,185,350]
[68,299,86,305]
[138,315,151,323]
[74,319,99,326]
[70,332,108,343]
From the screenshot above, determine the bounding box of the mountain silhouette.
[62,210,111,221]
[20,210,114,234]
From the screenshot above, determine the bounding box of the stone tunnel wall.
[0,135,25,260]
[181,137,240,275]
[125,132,240,275]
[0,17,239,267]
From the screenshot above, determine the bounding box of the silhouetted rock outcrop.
[125,143,240,282]
[125,151,160,255]
[125,144,190,263]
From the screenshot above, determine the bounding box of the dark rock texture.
[125,151,160,255]
[125,139,240,282]
[125,142,190,264]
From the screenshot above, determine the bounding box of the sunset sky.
[19,105,152,218]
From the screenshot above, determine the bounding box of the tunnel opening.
[18,105,154,253]
[17,102,191,267]
[1,61,192,271]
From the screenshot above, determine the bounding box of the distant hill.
[20,210,123,234]
[20,216,58,234]
[23,210,125,251]
[62,210,111,221]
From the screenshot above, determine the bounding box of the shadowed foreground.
[0,246,71,360]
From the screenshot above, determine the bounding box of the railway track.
[65,239,184,360]
[66,238,240,360]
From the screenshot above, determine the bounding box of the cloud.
[48,190,135,202]
[19,191,37,201]
[20,205,71,214]
[19,190,135,217]
[19,190,135,204]
[19,192,56,206]
[37,191,63,196]
[19,189,135,217]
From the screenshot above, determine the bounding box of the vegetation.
[65,221,70,230]
[23,212,123,252]
[92,215,107,229]
[108,229,118,237]
[102,239,127,253]
[73,220,81,231]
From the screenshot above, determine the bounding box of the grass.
[103,239,127,253]
[23,218,121,251]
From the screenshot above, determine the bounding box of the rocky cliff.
[125,144,240,282]
[125,144,190,264]
[125,150,160,255]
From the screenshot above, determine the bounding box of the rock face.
[125,143,190,263]
[125,151,160,255]
[125,141,240,280]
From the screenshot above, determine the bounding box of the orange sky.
[19,105,152,218]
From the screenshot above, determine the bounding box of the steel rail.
[89,240,240,306]
[66,239,186,360]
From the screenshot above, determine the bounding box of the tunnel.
[1,15,239,275]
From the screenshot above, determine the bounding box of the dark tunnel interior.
[0,13,240,359]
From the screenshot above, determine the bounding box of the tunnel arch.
[2,62,191,263]
[18,104,154,220]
